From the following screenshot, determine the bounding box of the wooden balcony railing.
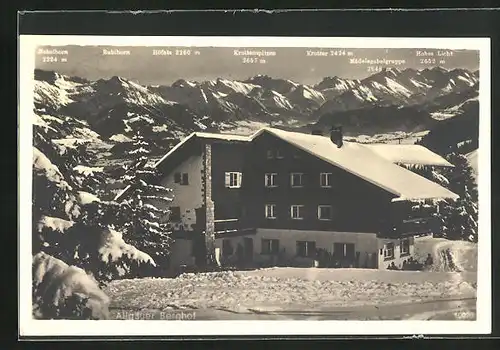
[214,218,240,234]
[214,218,256,237]
[393,216,440,236]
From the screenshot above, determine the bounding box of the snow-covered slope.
[312,74,478,139]
[314,67,479,116]
[428,86,479,121]
[466,150,478,181]
[105,266,476,319]
[34,70,94,111]
[314,76,362,99]
[35,66,479,141]
[205,78,260,95]
[34,66,479,155]
[34,71,213,140]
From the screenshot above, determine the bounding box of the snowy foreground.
[104,238,477,320]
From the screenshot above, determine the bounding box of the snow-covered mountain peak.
[384,67,401,76]
[104,75,129,86]
[295,85,326,103]
[33,66,479,144]
[431,66,449,73]
[243,75,300,95]
[34,70,95,110]
[212,78,259,95]
[172,79,197,88]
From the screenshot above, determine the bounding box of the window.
[261,239,280,255]
[400,238,410,256]
[296,241,316,258]
[290,205,304,220]
[265,204,277,219]
[318,205,333,220]
[267,149,284,159]
[333,243,355,259]
[265,173,278,187]
[225,172,242,188]
[169,206,181,221]
[222,239,233,257]
[290,173,303,187]
[174,172,189,185]
[182,173,189,185]
[384,243,395,260]
[320,173,332,188]
[174,172,181,183]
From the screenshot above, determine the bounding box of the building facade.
[115,127,458,271]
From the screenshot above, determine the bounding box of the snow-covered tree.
[32,252,110,320]
[397,163,450,188]
[399,153,478,242]
[114,132,174,271]
[32,111,158,319]
[127,132,152,158]
[437,153,478,242]
[442,153,478,203]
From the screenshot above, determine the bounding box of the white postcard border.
[19,35,491,337]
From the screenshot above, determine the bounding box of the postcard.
[19,35,491,337]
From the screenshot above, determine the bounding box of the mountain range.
[313,67,477,115]
[33,66,479,158]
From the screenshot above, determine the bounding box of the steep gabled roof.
[154,132,251,168]
[152,131,251,169]
[114,131,251,201]
[115,127,459,202]
[254,128,458,202]
[361,143,454,167]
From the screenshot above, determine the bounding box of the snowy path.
[108,294,476,321]
[105,238,478,320]
[106,268,476,320]
[191,297,476,320]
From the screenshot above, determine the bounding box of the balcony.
[214,218,256,238]
[392,216,440,237]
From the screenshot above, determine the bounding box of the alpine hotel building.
[115,127,458,271]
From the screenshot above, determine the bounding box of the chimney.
[330,126,343,148]
[311,129,323,136]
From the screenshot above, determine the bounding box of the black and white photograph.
[19,36,491,336]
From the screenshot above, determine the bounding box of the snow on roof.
[193,132,251,142]
[153,132,250,169]
[362,143,454,167]
[116,127,459,202]
[257,128,458,201]
[115,131,251,201]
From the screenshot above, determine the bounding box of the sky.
[35,45,480,86]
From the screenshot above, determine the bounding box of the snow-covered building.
[115,126,458,271]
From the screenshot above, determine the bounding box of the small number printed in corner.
[454,310,476,320]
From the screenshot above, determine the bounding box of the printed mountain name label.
[416,50,454,57]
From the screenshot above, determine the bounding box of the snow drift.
[466,150,478,181]
[32,252,110,319]
[106,266,476,316]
